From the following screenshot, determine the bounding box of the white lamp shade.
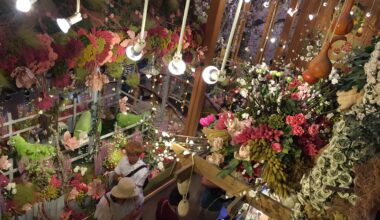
[57,18,70,33]
[16,0,35,12]
[126,44,143,61]
[202,66,220,84]
[169,58,186,75]
[57,13,82,33]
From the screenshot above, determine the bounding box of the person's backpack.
[125,165,149,189]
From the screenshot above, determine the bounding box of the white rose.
[157,162,164,171]
[206,152,224,166]
[241,113,250,119]
[80,167,87,176]
[211,137,224,152]
[74,166,80,173]
[239,88,248,98]
[234,144,251,161]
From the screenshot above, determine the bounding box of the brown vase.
[308,36,346,79]
[334,0,355,35]
[308,42,332,79]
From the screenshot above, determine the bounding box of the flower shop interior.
[1,0,380,219]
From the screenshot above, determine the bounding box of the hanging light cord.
[140,0,149,41]
[220,0,244,72]
[76,0,80,13]
[176,0,191,55]
[184,153,195,201]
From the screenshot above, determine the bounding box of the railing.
[1,91,149,181]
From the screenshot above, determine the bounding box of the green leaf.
[16,25,41,48]
[243,161,253,176]
[0,69,11,89]
[218,169,232,178]
[218,159,241,178]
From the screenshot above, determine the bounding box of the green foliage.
[242,161,253,177]
[50,60,68,77]
[16,25,41,48]
[8,136,56,161]
[106,62,124,78]
[125,73,140,88]
[41,185,60,201]
[82,0,107,11]
[116,112,145,128]
[104,149,123,169]
[75,67,89,81]
[167,0,179,12]
[218,159,240,178]
[338,35,380,91]
[74,111,92,139]
[13,183,37,208]
[268,114,285,129]
[0,69,11,89]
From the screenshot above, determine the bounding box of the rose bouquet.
[201,63,336,198]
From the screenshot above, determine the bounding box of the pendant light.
[56,0,82,34]
[168,0,191,76]
[126,0,149,61]
[141,55,159,78]
[202,0,244,84]
[16,0,37,12]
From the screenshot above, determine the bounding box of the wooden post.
[182,0,227,136]
[272,0,299,67]
[254,0,280,64]
[231,2,252,60]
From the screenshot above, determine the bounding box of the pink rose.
[286,115,297,126]
[214,112,234,130]
[290,93,301,101]
[305,143,318,156]
[288,79,301,89]
[200,114,216,127]
[271,143,282,152]
[294,113,306,125]
[308,124,320,137]
[292,126,304,136]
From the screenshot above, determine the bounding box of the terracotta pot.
[302,70,319,85]
[308,36,346,79]
[308,42,332,79]
[334,0,355,35]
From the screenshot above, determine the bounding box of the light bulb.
[350,11,354,15]
[16,0,36,12]
[263,1,270,8]
[366,12,371,17]
[56,18,70,33]
[308,14,314,20]
[168,54,186,75]
[287,8,298,17]
[57,13,82,33]
[202,66,219,84]
[323,2,328,7]
[270,37,276,43]
[126,41,144,61]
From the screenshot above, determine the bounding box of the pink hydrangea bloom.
[199,114,216,127]
[271,143,282,152]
